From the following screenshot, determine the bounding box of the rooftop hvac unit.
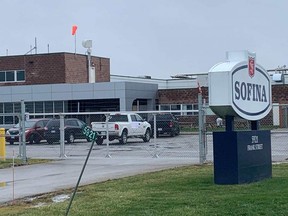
[272,73,283,82]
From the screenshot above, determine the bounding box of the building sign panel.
[209,50,272,121]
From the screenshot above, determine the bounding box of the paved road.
[0,137,196,204]
[1,131,288,204]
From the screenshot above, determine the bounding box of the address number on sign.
[82,125,97,141]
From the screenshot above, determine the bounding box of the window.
[158,104,199,116]
[109,115,128,122]
[0,70,25,82]
[4,103,13,113]
[131,115,137,122]
[17,71,25,81]
[6,71,14,81]
[66,120,78,126]
[25,102,34,113]
[0,73,4,82]
[54,101,63,113]
[135,114,143,122]
[35,102,44,113]
[44,101,53,113]
[14,103,21,113]
[171,104,181,115]
[159,105,170,110]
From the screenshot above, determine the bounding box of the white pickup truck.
[91,113,151,145]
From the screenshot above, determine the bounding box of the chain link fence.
[2,103,288,163]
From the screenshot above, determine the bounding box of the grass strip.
[0,158,53,169]
[0,163,288,216]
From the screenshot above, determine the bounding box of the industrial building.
[0,52,288,128]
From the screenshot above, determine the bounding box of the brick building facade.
[157,85,288,128]
[157,87,208,104]
[0,52,110,86]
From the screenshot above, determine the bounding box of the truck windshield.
[109,115,128,122]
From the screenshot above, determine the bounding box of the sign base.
[213,130,272,185]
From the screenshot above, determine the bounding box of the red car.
[6,118,50,145]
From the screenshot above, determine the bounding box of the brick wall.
[25,54,66,85]
[272,85,288,103]
[158,85,288,105]
[64,54,88,83]
[91,56,110,82]
[157,87,208,104]
[0,52,110,86]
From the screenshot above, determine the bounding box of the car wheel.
[119,130,128,145]
[33,135,41,144]
[47,139,53,145]
[170,130,176,137]
[143,129,151,142]
[67,133,75,144]
[96,137,104,145]
[28,135,34,144]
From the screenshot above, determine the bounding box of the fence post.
[105,114,111,158]
[152,113,159,158]
[198,94,206,164]
[59,114,66,158]
[20,100,27,163]
[18,115,23,158]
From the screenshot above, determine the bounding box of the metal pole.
[198,94,205,164]
[153,113,159,158]
[65,139,96,216]
[59,114,66,158]
[21,100,27,163]
[18,126,22,158]
[105,114,111,158]
[18,114,22,157]
[74,33,77,54]
[203,99,207,159]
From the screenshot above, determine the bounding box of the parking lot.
[4,131,288,163]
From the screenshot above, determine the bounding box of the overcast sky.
[1,0,287,78]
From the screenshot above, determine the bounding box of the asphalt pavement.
[1,130,288,204]
[0,154,194,204]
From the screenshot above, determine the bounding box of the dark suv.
[44,118,87,144]
[148,113,180,137]
[6,118,50,145]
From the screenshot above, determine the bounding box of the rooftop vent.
[272,73,283,82]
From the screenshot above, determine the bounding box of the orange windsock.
[72,25,78,35]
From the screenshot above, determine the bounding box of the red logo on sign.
[248,57,255,78]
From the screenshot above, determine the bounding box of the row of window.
[157,104,199,115]
[0,101,68,125]
[0,101,202,126]
[0,101,67,114]
[0,70,25,82]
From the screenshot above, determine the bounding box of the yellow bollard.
[0,128,5,161]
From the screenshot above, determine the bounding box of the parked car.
[44,118,87,144]
[6,118,50,145]
[148,113,180,137]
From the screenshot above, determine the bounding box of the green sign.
[82,125,97,141]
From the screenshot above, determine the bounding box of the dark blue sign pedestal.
[213,118,272,185]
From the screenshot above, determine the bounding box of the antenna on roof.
[24,37,38,55]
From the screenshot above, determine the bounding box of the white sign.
[209,51,272,121]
